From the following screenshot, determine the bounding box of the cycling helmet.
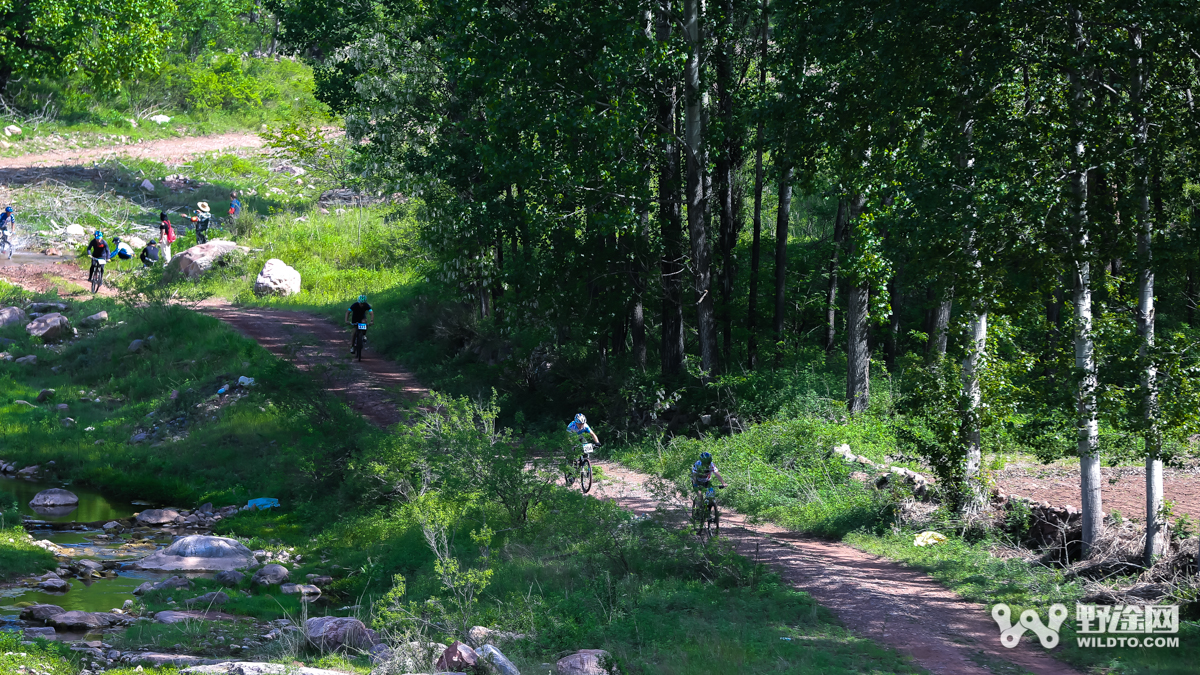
[95,230,103,238]
[700,451,713,465]
[574,413,587,425]
[358,295,367,303]
[4,206,11,213]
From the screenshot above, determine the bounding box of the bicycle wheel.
[709,503,719,539]
[91,265,102,293]
[691,495,706,535]
[354,330,364,361]
[579,457,592,493]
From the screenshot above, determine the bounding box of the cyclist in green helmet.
[345,294,374,353]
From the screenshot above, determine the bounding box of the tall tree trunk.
[657,3,684,377]
[1069,7,1103,558]
[886,274,901,373]
[846,194,870,413]
[716,0,736,367]
[1131,26,1163,566]
[773,166,795,355]
[825,199,846,353]
[926,287,953,359]
[684,0,718,378]
[632,209,648,370]
[747,1,768,369]
[961,308,986,506]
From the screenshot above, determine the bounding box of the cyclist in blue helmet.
[567,413,600,446]
[345,294,374,353]
[86,231,110,282]
[0,206,14,259]
[691,451,726,492]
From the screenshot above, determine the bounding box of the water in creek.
[0,476,138,523]
[0,478,189,628]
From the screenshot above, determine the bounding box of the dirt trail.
[589,463,1082,675]
[195,299,426,427]
[0,131,265,170]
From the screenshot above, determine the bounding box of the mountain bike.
[351,322,369,361]
[692,484,724,540]
[564,442,594,493]
[0,229,12,259]
[89,257,107,294]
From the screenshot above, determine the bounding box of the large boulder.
[251,563,290,586]
[166,240,250,281]
[478,644,521,675]
[436,641,479,672]
[29,488,79,508]
[26,313,72,342]
[135,508,181,526]
[47,611,120,631]
[556,649,612,675]
[0,306,27,327]
[135,535,254,572]
[65,224,86,238]
[305,616,378,651]
[37,575,70,592]
[253,259,302,297]
[20,604,66,622]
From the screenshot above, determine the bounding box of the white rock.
[4,125,21,137]
[253,258,301,297]
[29,488,79,507]
[140,179,155,191]
[0,306,27,328]
[166,240,251,280]
[134,535,255,572]
[150,115,171,125]
[128,236,147,250]
[65,224,86,237]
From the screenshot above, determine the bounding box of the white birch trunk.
[962,309,987,508]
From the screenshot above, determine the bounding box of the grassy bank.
[0,283,923,674]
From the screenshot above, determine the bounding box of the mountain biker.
[110,237,135,261]
[691,452,727,493]
[0,206,13,259]
[192,202,212,244]
[344,295,374,353]
[229,191,242,217]
[567,413,600,446]
[86,231,110,282]
[140,239,160,267]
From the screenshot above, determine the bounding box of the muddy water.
[0,252,66,267]
[0,478,183,628]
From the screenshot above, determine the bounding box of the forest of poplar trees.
[272,0,1200,562]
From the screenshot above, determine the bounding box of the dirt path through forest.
[587,462,1083,675]
[0,131,265,170]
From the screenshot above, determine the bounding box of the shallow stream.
[0,477,184,629]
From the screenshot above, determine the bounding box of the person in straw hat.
[191,201,213,244]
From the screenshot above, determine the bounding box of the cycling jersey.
[0,212,13,231]
[86,238,109,260]
[349,302,372,323]
[567,420,593,438]
[691,460,719,486]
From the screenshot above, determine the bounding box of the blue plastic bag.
[243,497,280,511]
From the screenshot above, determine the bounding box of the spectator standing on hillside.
[159,211,175,263]
[140,239,160,267]
[192,202,212,244]
[229,191,242,217]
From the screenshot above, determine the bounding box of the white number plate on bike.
[357,323,368,330]
[582,443,594,454]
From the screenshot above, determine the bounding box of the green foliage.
[0,630,79,674]
[0,525,58,582]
